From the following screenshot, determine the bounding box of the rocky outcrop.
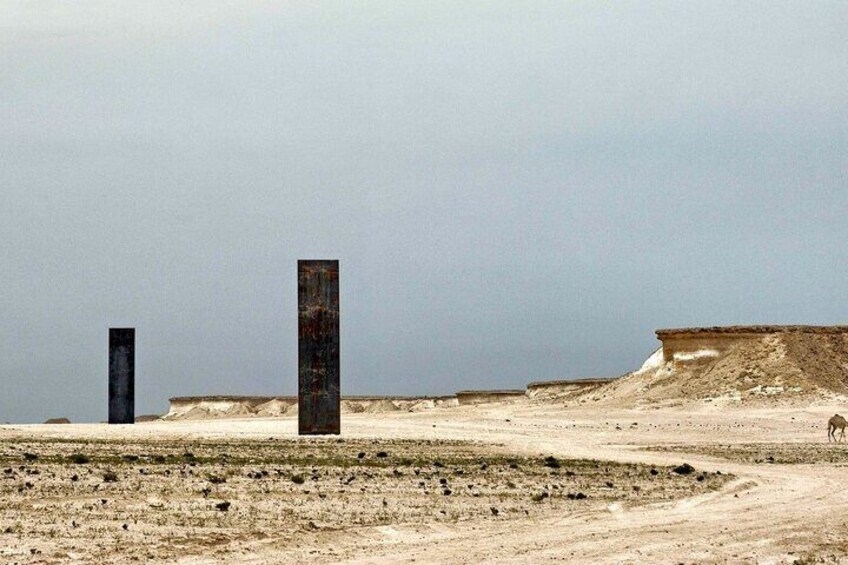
[455,390,525,405]
[161,325,848,416]
[164,395,458,420]
[43,417,71,424]
[165,396,294,420]
[597,325,848,406]
[656,325,848,337]
[525,378,618,401]
[656,326,848,365]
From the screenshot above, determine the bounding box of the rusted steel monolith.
[108,328,135,424]
[298,260,340,435]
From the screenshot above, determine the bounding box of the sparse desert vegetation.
[648,442,848,465]
[2,396,848,563]
[0,434,727,563]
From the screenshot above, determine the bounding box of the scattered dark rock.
[543,456,561,469]
[531,491,549,502]
[215,501,231,512]
[70,454,90,465]
[673,463,695,475]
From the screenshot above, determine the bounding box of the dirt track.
[1,401,845,563]
[324,403,848,564]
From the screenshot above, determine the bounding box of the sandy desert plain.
[3,327,848,564]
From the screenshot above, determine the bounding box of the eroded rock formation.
[599,325,848,406]
[164,395,458,420]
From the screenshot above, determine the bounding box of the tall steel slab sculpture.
[298,260,340,435]
[108,328,135,424]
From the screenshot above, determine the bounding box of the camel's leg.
[840,428,845,443]
[829,426,834,443]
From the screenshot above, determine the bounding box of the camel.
[828,414,846,443]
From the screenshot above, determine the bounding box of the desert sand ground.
[1,401,847,564]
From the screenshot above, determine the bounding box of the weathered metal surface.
[108,328,135,424]
[298,260,340,435]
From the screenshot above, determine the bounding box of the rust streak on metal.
[297,260,340,435]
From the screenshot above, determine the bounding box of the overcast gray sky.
[1,1,846,423]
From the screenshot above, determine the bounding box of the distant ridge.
[162,325,848,418]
